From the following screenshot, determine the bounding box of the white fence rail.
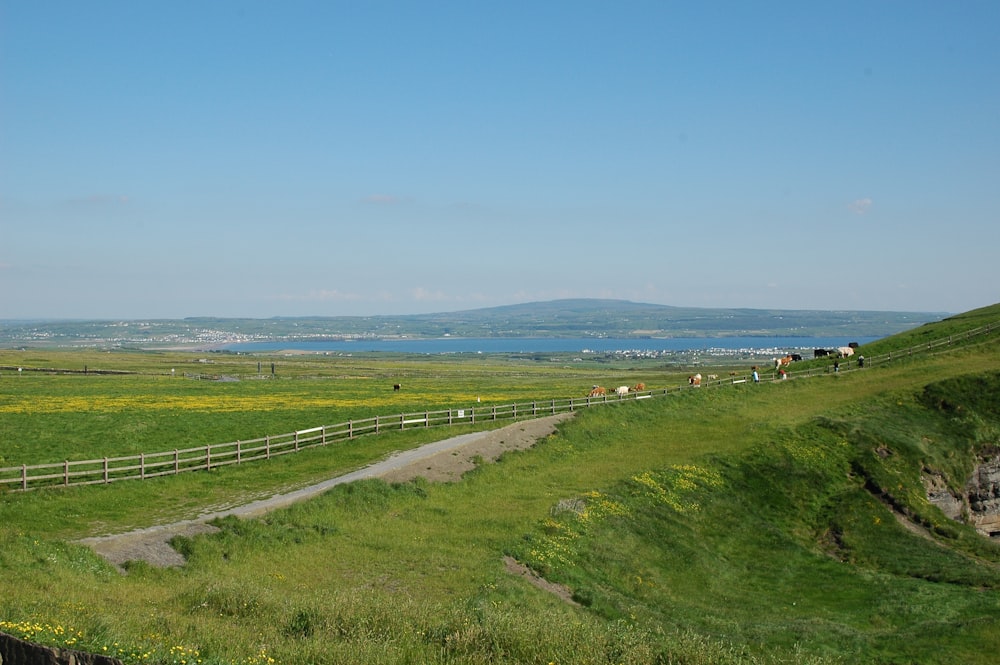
[2,321,994,492]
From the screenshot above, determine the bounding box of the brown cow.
[632,382,646,391]
[588,386,607,397]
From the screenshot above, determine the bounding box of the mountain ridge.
[1,299,952,347]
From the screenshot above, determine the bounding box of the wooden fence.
[1,321,994,492]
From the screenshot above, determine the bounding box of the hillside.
[0,298,947,348]
[2,304,999,664]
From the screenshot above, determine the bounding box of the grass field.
[2,304,1000,664]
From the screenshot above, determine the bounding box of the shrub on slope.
[514,371,1000,664]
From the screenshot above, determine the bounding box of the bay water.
[225,336,877,355]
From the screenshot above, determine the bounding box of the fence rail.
[2,321,994,492]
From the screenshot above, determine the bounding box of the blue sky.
[2,2,997,319]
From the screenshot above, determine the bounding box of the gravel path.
[78,412,575,569]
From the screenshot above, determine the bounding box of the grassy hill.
[1,304,1000,664]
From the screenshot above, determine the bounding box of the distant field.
[1,304,999,665]
[0,350,689,467]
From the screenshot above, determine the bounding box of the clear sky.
[2,2,997,319]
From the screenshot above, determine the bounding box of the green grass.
[3,306,1000,664]
[0,350,684,466]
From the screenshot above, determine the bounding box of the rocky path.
[78,412,575,569]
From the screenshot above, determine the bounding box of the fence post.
[321,426,326,445]
[18,321,996,494]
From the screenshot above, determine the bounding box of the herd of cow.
[392,343,862,400]
[584,342,862,397]
[588,383,645,397]
[813,343,859,358]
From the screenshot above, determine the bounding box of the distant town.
[0,299,946,352]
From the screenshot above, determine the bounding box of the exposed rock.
[965,454,1000,538]
[923,470,965,521]
[924,451,1000,539]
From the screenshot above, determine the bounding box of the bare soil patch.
[79,413,574,569]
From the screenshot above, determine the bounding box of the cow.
[837,346,855,358]
[393,383,401,391]
[615,385,630,396]
[774,355,793,369]
[632,382,646,391]
[688,373,702,387]
[707,374,719,380]
[588,386,607,397]
[814,348,830,358]
[789,354,802,362]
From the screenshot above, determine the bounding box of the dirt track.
[78,412,575,569]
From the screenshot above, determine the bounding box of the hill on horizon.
[0,299,953,348]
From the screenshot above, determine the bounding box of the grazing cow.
[848,342,859,349]
[814,348,830,358]
[588,386,607,397]
[393,383,401,391]
[774,355,793,369]
[790,354,802,362]
[837,346,855,358]
[632,382,646,391]
[616,385,630,396]
[688,373,702,387]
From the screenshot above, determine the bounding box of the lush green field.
[2,305,1000,664]
[0,350,679,468]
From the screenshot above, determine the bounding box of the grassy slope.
[506,311,1000,663]
[2,306,1000,664]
